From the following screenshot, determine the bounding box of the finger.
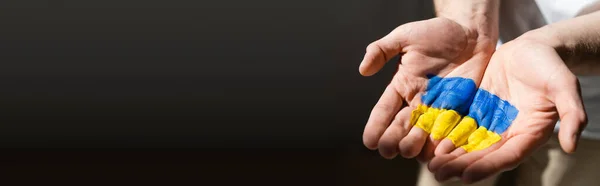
[378,107,413,159]
[359,26,409,76]
[434,139,456,155]
[436,116,478,156]
[450,148,467,156]
[400,105,442,158]
[416,136,440,162]
[399,127,428,158]
[363,85,404,150]
[427,149,466,173]
[434,141,502,182]
[433,106,511,182]
[428,154,458,172]
[430,110,462,140]
[423,110,462,158]
[550,74,587,154]
[462,134,543,184]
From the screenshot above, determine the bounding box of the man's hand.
[425,10,600,184]
[426,33,588,184]
[360,0,499,160]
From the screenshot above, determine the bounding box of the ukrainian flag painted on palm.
[412,75,518,152]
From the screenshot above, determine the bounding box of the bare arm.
[522,11,600,75]
[434,0,500,56]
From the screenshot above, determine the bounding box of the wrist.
[517,11,600,75]
[516,26,564,50]
[435,0,500,54]
[518,25,599,74]
[516,26,571,63]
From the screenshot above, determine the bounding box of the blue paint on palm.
[467,90,519,134]
[421,75,519,134]
[421,75,477,115]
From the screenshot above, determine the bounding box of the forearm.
[525,11,600,75]
[434,0,500,48]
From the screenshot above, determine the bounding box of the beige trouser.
[416,135,600,186]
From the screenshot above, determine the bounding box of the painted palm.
[410,76,518,153]
[360,17,496,159]
[426,38,588,184]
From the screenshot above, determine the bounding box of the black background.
[0,0,432,149]
[0,0,516,185]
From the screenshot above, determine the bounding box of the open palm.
[427,38,588,183]
[360,17,496,160]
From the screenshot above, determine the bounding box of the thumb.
[551,73,587,154]
[359,25,409,76]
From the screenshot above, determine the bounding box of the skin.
[429,35,586,184]
[360,0,499,160]
[430,11,600,184]
[361,1,600,185]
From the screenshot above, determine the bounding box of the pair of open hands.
[360,17,587,184]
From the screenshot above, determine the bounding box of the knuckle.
[373,103,395,115]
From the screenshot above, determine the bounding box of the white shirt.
[498,0,600,140]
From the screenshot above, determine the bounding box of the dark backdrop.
[0,0,444,185]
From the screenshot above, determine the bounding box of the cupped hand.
[427,36,588,184]
[360,17,496,160]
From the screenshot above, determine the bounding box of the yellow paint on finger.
[472,131,501,152]
[460,127,502,152]
[460,127,488,151]
[410,104,428,126]
[415,112,435,133]
[431,110,462,140]
[446,116,477,147]
[414,106,443,134]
